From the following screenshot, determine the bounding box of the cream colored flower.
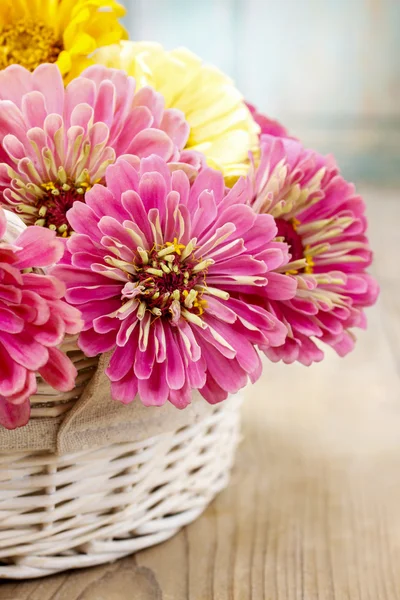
[94,41,259,183]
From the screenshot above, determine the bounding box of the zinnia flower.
[0,0,127,81]
[93,41,260,184]
[0,63,196,236]
[247,135,379,365]
[0,207,82,429]
[52,155,295,407]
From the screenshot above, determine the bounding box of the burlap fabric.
[0,353,214,455]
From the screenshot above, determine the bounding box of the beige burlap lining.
[0,353,214,455]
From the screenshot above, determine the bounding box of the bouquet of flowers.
[0,0,378,430]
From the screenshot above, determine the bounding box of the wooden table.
[1,188,399,600]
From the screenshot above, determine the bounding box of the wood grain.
[1,188,399,599]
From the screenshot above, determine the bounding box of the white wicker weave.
[0,393,242,579]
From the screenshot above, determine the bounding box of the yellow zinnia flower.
[0,0,127,81]
[94,41,260,184]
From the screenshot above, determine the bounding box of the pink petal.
[138,361,169,406]
[186,355,207,389]
[0,207,6,238]
[265,272,297,300]
[160,108,190,149]
[66,284,122,305]
[0,332,49,371]
[200,373,229,405]
[164,326,185,390]
[14,227,64,269]
[127,129,174,160]
[21,91,48,128]
[79,328,116,356]
[32,64,64,115]
[105,158,140,199]
[66,202,102,241]
[199,343,247,394]
[30,313,65,347]
[0,65,34,107]
[38,347,77,392]
[4,370,37,405]
[107,342,136,382]
[0,396,30,430]
[111,369,138,405]
[0,343,26,397]
[169,382,192,409]
[138,171,168,215]
[0,307,24,334]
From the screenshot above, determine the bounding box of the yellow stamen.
[193,297,208,316]
[304,255,315,274]
[42,182,56,192]
[304,246,315,274]
[0,19,62,72]
[165,237,186,256]
[291,217,301,231]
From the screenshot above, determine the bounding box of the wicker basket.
[0,339,243,579]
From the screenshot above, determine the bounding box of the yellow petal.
[56,49,72,76]
[64,30,97,56]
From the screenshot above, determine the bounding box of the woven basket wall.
[0,338,243,579]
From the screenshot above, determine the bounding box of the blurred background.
[121,0,400,185]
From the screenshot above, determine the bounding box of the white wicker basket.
[0,339,242,579]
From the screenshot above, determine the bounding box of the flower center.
[0,19,63,71]
[34,182,89,237]
[275,217,314,274]
[117,239,212,324]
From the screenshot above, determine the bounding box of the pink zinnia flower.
[246,102,290,139]
[0,63,197,237]
[0,207,83,429]
[52,156,295,407]
[247,135,379,365]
